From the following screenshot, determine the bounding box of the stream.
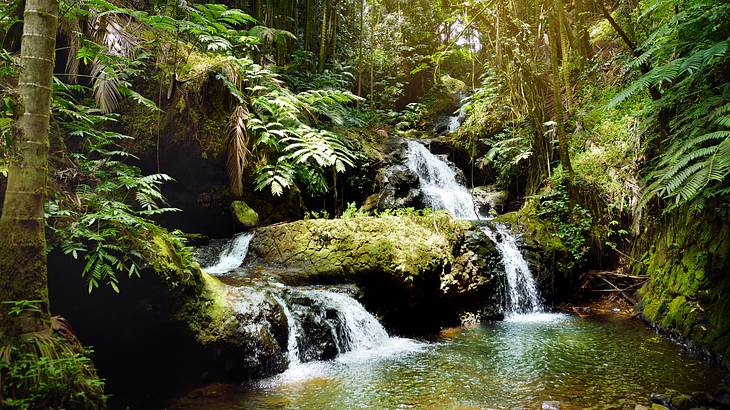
[178,126,721,408]
[172,313,719,409]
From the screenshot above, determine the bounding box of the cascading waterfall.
[306,290,390,353]
[270,294,303,365]
[480,223,542,314]
[438,96,470,134]
[203,232,254,274]
[404,138,544,314]
[405,140,478,219]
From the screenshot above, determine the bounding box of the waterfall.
[402,139,544,315]
[445,101,469,133]
[307,290,390,352]
[271,293,302,365]
[405,140,478,219]
[203,232,254,274]
[480,223,542,314]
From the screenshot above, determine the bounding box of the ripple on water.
[171,314,722,410]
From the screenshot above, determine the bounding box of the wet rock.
[248,215,505,333]
[542,401,560,410]
[472,185,508,215]
[287,293,341,362]
[231,200,260,229]
[650,389,714,410]
[374,164,424,210]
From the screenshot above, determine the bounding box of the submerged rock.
[246,214,505,332]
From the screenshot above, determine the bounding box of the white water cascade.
[203,232,254,274]
[441,97,470,134]
[481,223,543,315]
[270,293,303,366]
[405,140,478,219]
[262,289,421,384]
[403,137,544,315]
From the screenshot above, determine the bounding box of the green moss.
[231,200,260,228]
[634,205,730,367]
[248,213,487,292]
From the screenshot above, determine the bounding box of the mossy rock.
[47,227,288,400]
[246,213,505,333]
[633,204,730,369]
[231,200,260,229]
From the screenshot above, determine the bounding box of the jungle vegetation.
[0,0,728,407]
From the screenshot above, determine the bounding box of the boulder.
[48,228,289,402]
[472,185,508,215]
[230,200,260,229]
[246,213,505,333]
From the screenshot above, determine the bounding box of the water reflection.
[171,313,721,410]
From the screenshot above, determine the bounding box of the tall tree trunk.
[575,0,592,58]
[356,0,364,100]
[318,0,330,72]
[549,10,573,176]
[558,0,573,110]
[304,0,314,52]
[0,0,59,342]
[331,1,338,64]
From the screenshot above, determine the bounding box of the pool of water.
[170,313,721,409]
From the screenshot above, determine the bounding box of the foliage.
[536,171,593,269]
[0,304,105,409]
[45,81,189,293]
[608,0,730,210]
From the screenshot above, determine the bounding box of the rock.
[650,389,712,410]
[182,232,210,246]
[542,401,560,410]
[651,404,670,410]
[48,227,288,397]
[375,164,424,210]
[247,214,505,333]
[472,185,508,215]
[231,200,260,229]
[635,405,650,410]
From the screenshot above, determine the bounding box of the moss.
[634,205,730,367]
[231,200,260,228]
[248,213,490,295]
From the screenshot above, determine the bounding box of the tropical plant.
[608,0,730,210]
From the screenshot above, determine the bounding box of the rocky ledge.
[246,213,506,332]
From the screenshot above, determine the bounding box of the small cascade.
[405,140,478,219]
[307,290,390,352]
[275,289,392,365]
[270,293,302,365]
[445,101,469,134]
[480,223,542,314]
[203,232,254,274]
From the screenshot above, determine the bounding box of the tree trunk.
[0,0,59,342]
[318,0,330,72]
[356,0,364,100]
[549,9,573,176]
[558,0,573,110]
[304,0,314,52]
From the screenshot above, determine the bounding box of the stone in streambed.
[231,200,259,228]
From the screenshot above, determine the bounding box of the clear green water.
[171,313,720,409]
